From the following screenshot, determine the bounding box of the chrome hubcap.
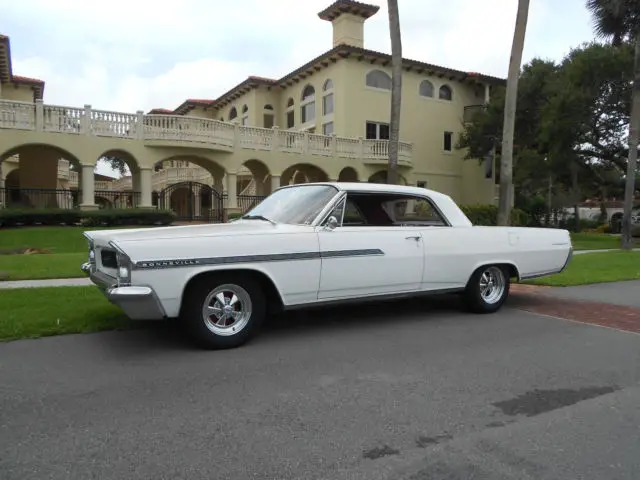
[202,284,252,336]
[479,266,506,304]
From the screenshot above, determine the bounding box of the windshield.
[242,184,339,225]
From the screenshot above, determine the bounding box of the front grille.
[101,249,118,268]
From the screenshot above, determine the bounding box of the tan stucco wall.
[1,85,34,102]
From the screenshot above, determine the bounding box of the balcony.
[463,105,487,124]
[0,99,413,165]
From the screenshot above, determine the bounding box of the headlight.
[116,253,132,286]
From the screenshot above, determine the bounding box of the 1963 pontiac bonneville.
[81,182,572,349]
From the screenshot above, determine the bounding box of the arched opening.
[286,98,295,129]
[263,104,275,128]
[367,170,408,185]
[229,107,238,121]
[338,167,359,182]
[419,80,434,98]
[153,155,226,195]
[300,85,316,125]
[239,159,270,199]
[365,70,392,90]
[96,149,141,207]
[0,143,83,209]
[438,85,453,101]
[241,104,249,125]
[281,163,329,186]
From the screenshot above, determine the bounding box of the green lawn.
[0,287,134,341]
[0,252,87,280]
[525,251,640,287]
[0,226,91,253]
[569,232,623,251]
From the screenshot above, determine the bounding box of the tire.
[463,265,510,314]
[181,272,266,349]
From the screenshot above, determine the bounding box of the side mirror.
[324,215,339,231]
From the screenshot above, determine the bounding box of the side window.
[324,197,366,226]
[382,196,448,226]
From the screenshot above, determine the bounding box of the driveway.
[1,294,639,480]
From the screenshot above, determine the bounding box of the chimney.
[318,0,380,49]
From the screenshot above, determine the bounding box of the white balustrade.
[0,99,413,163]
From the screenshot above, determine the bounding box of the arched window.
[286,97,295,128]
[301,85,315,124]
[229,107,238,120]
[419,80,434,98]
[366,70,391,90]
[241,105,248,125]
[263,104,274,128]
[322,78,334,116]
[301,84,315,101]
[439,85,453,101]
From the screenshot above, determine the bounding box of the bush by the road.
[0,208,176,228]
[460,204,528,226]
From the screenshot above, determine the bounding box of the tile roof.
[318,0,380,21]
[0,34,45,99]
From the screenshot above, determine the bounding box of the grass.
[569,232,623,251]
[0,287,133,341]
[526,251,640,287]
[0,226,91,253]
[0,252,87,280]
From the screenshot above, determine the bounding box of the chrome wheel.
[201,284,252,336]
[479,266,506,304]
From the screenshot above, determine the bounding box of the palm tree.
[497,0,531,225]
[586,0,639,249]
[386,0,402,185]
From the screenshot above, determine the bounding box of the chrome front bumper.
[81,262,166,321]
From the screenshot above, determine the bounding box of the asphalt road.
[1,296,639,480]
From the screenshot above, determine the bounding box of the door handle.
[405,235,421,241]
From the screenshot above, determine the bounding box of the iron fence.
[0,188,140,210]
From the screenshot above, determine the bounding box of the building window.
[229,107,238,120]
[301,102,315,123]
[366,121,390,140]
[300,85,316,124]
[323,92,334,115]
[439,85,453,101]
[419,80,434,98]
[443,131,453,151]
[365,70,392,90]
[286,97,294,129]
[264,104,274,110]
[323,122,334,135]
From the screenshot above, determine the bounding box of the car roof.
[283,181,453,202]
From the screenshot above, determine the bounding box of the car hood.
[84,220,308,248]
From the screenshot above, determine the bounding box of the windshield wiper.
[241,214,277,225]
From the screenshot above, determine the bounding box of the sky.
[1,0,597,176]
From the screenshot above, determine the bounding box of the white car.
[81,182,572,349]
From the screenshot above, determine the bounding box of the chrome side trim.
[132,248,385,270]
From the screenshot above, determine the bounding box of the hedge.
[0,208,176,227]
[460,204,528,226]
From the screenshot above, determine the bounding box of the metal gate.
[157,181,224,222]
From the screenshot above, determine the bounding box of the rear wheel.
[463,265,510,313]
[181,273,266,349]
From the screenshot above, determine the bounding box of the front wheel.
[463,265,510,313]
[181,273,266,349]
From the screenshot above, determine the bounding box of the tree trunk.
[386,0,402,185]
[621,34,640,250]
[571,162,581,232]
[497,0,530,226]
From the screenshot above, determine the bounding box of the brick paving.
[510,283,640,334]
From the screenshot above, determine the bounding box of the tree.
[498,0,531,225]
[386,0,402,185]
[586,0,640,248]
[100,156,129,176]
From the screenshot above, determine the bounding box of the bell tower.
[318,0,380,49]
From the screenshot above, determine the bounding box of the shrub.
[0,208,176,228]
[227,212,244,221]
[459,204,528,226]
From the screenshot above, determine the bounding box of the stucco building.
[0,0,503,221]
